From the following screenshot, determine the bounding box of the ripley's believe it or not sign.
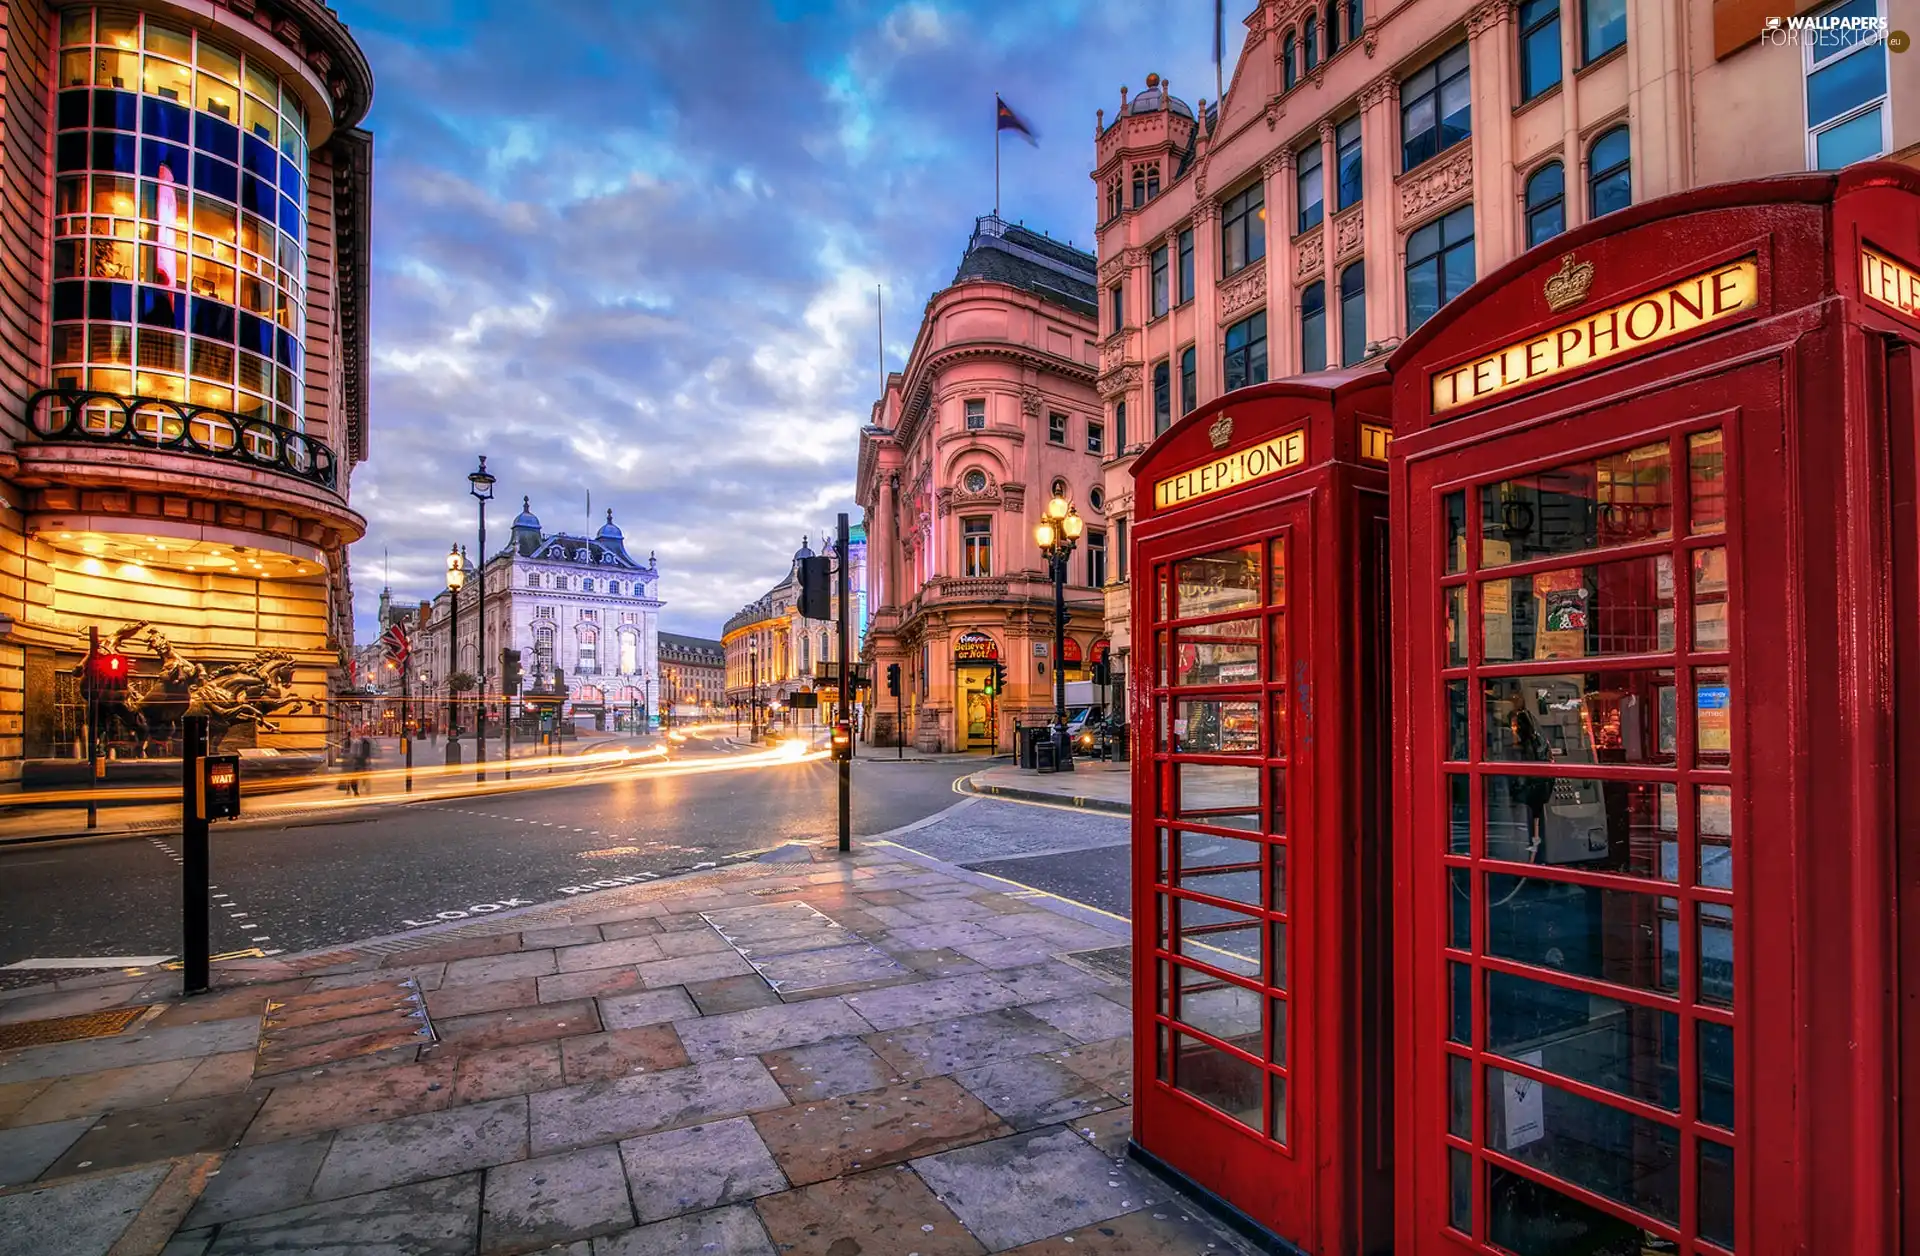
[1153,429,1307,510]
[1430,256,1760,413]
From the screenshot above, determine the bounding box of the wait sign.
[1154,429,1307,510]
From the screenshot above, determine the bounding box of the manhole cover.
[256,977,434,1078]
[0,1005,148,1049]
[1062,945,1131,984]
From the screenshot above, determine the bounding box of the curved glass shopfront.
[50,8,310,433]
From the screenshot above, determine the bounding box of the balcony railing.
[27,389,339,491]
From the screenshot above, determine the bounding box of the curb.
[958,775,1131,816]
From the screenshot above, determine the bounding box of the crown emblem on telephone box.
[1208,413,1234,449]
[1544,254,1596,312]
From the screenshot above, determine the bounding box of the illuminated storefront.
[1,2,373,773]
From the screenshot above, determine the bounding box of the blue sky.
[341,0,1220,639]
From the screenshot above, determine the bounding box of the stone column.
[1466,0,1518,273]
[1558,0,1583,234]
[1264,150,1294,377]
[1624,0,1689,200]
[1357,73,1400,347]
[1193,198,1223,402]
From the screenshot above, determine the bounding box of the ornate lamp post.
[1034,493,1083,730]
[445,545,465,749]
[749,636,760,742]
[468,456,495,781]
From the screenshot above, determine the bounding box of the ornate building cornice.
[1399,144,1475,222]
[1467,0,1515,36]
[1219,265,1268,319]
[1358,72,1397,110]
[1295,229,1325,281]
[1334,206,1365,259]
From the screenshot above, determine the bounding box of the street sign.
[198,754,241,820]
[788,691,820,709]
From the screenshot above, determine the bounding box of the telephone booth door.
[1388,166,1920,1256]
[1129,376,1392,1255]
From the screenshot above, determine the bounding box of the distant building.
[412,499,663,731]
[856,215,1105,752]
[658,632,724,718]
[723,526,866,731]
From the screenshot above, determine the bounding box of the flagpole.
[993,93,1001,218]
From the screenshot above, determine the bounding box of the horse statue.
[86,624,305,754]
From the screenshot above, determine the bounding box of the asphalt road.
[0,734,983,987]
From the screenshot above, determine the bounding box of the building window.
[1180,345,1197,415]
[1151,244,1170,318]
[1090,485,1106,511]
[1052,476,1069,498]
[1132,163,1160,208]
[1525,161,1566,246]
[1088,421,1105,455]
[1406,204,1475,331]
[1582,0,1626,63]
[964,468,987,493]
[534,626,554,676]
[1401,44,1471,170]
[1805,0,1889,169]
[582,578,593,593]
[964,398,985,430]
[1153,360,1172,434]
[1335,116,1363,210]
[1284,32,1298,90]
[1304,13,1320,70]
[619,630,638,674]
[1177,228,1194,303]
[1115,400,1128,451]
[1340,262,1366,367]
[1221,182,1267,276]
[1106,178,1122,221]
[526,572,538,587]
[1301,281,1328,372]
[1115,516,1129,582]
[1348,0,1364,42]
[1297,143,1324,234]
[1110,284,1124,333]
[1223,311,1268,393]
[1588,126,1631,218]
[962,517,992,577]
[1048,411,1068,444]
[1087,529,1108,588]
[1519,0,1563,101]
[50,9,311,432]
[580,608,597,622]
[1326,0,1343,54]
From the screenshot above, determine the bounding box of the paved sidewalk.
[0,837,1249,1255]
[966,762,1132,815]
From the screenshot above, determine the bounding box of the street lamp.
[749,636,760,742]
[1034,494,1083,732]
[445,544,465,748]
[468,456,495,782]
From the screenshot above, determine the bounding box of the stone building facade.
[0,0,374,771]
[412,500,662,731]
[856,215,1107,753]
[1091,0,1917,702]
[722,527,865,731]
[658,632,724,719]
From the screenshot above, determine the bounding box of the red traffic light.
[830,721,853,760]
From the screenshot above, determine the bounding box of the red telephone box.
[1127,373,1394,1254]
[1386,165,1920,1256]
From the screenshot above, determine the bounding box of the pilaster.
[1317,118,1341,367]
[1193,198,1224,402]
[1466,0,1518,273]
[1357,73,1400,347]
[1264,149,1294,376]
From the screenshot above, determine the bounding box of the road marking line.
[3,956,174,970]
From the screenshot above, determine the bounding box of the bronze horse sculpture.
[90,623,306,755]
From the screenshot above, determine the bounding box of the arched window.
[1146,164,1161,201]
[1283,32,1297,90]
[1132,167,1148,208]
[1152,360,1171,435]
[1326,0,1342,54]
[1339,262,1366,367]
[1301,281,1327,372]
[1588,126,1631,218]
[534,626,554,678]
[1304,14,1319,70]
[1525,161,1566,246]
[619,630,637,674]
[578,631,598,673]
[799,634,811,674]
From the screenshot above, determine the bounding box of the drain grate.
[1062,944,1131,985]
[256,976,434,1078]
[0,1005,148,1050]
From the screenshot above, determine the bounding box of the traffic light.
[886,662,901,697]
[797,555,833,620]
[985,660,1006,696]
[830,721,853,760]
[81,649,131,703]
[500,647,522,694]
[1091,659,1111,687]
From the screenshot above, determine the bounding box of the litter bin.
[1020,725,1043,770]
[1034,737,1057,773]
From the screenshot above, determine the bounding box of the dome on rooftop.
[512,496,540,531]
[793,536,815,563]
[597,508,623,541]
[1128,72,1193,119]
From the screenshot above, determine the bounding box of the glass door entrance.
[1423,424,1739,1255]
[1138,512,1305,1234]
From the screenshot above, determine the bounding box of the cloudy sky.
[340,0,1220,640]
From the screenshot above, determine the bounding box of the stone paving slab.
[747,942,914,996]
[0,1161,173,1255]
[594,1202,775,1255]
[183,1131,333,1227]
[619,1115,787,1223]
[954,1054,1120,1132]
[242,1058,459,1145]
[10,1057,200,1125]
[0,1114,93,1187]
[203,1171,481,1255]
[912,1126,1168,1252]
[1023,994,1134,1045]
[527,1057,788,1156]
[0,1017,260,1084]
[750,1077,1010,1187]
[685,975,782,1016]
[842,973,1025,1032]
[557,1026,688,1082]
[631,950,755,988]
[674,996,874,1063]
[597,987,698,1030]
[753,1165,984,1256]
[308,1095,528,1201]
[760,1038,900,1102]
[452,1042,565,1104]
[481,1143,635,1252]
[434,999,602,1051]
[46,1091,266,1179]
[864,1007,1074,1079]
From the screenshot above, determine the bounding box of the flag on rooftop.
[996,94,1038,146]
